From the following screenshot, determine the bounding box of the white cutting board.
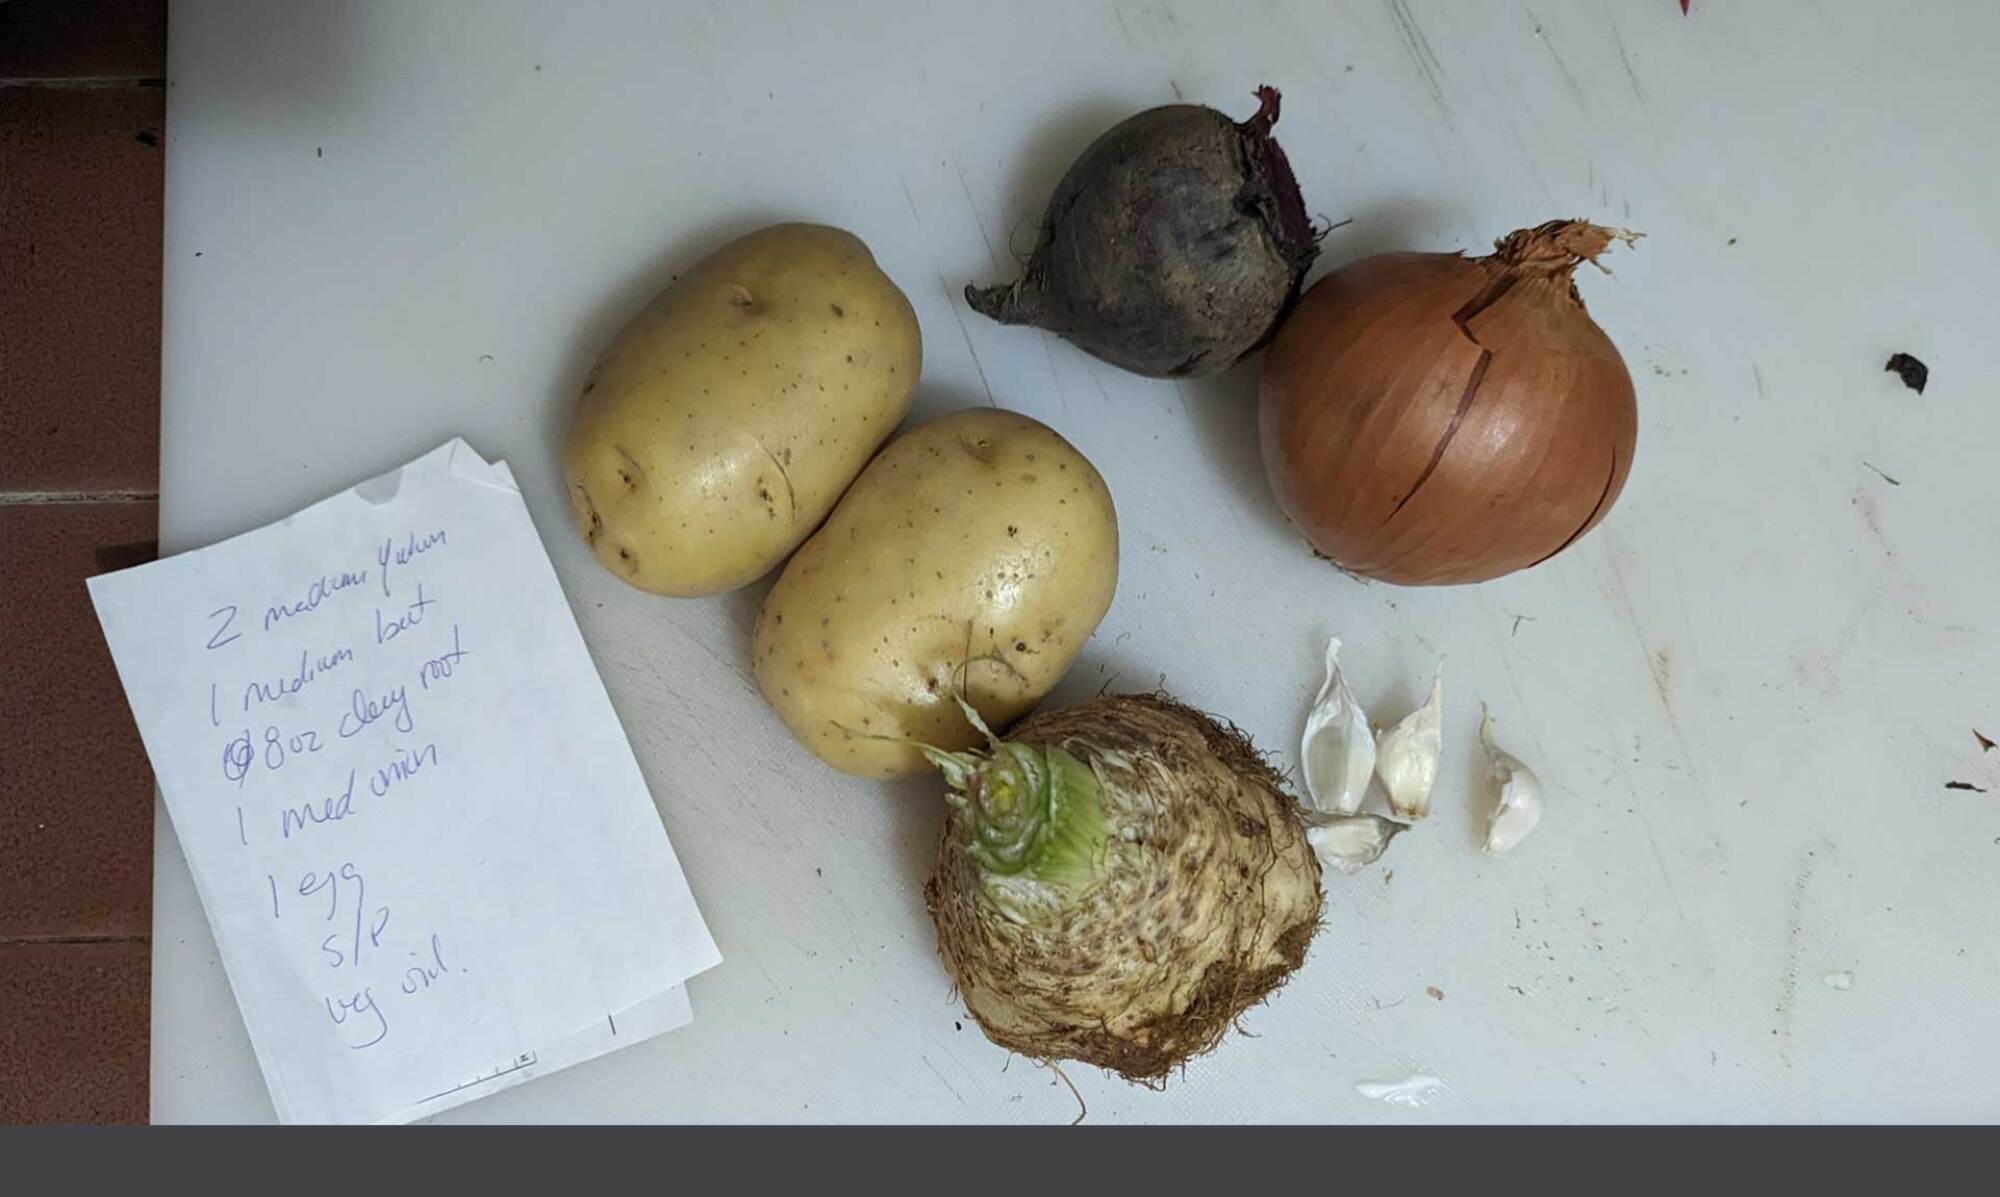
[154,0,2000,1122]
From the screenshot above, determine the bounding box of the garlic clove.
[1302,636,1376,816]
[1306,813,1406,873]
[1479,707,1544,856]
[1375,663,1443,820]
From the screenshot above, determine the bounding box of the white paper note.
[89,440,720,1124]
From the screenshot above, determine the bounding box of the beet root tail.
[964,280,1040,326]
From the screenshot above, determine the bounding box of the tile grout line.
[0,934,150,947]
[0,76,166,89]
[0,490,159,505]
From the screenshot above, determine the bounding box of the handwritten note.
[89,440,719,1123]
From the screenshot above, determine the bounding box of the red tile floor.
[1,0,168,1124]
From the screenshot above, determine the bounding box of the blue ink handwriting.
[264,567,371,632]
[400,935,450,995]
[369,742,440,799]
[221,722,325,786]
[242,645,355,711]
[337,683,414,739]
[378,529,448,598]
[374,584,436,645]
[325,987,388,1049]
[280,769,357,839]
[417,625,470,691]
[205,605,241,650]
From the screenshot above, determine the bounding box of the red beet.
[967,87,1319,379]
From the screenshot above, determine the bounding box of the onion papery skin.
[1259,221,1638,585]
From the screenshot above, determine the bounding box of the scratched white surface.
[154,0,2000,1122]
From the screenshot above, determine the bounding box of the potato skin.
[754,409,1119,779]
[564,224,920,596]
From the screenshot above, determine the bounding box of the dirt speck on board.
[1861,461,1900,486]
[1426,986,1445,1001]
[1885,352,1929,394]
[1975,729,1995,753]
[1850,489,1896,559]
[1946,780,1988,793]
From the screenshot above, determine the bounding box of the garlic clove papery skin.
[1302,636,1376,816]
[1479,708,1544,856]
[1375,664,1443,820]
[1305,813,1405,873]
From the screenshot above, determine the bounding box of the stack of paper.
[89,440,720,1124]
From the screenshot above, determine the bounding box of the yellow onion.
[1258,220,1639,585]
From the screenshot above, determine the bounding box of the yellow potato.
[564,224,921,596]
[754,408,1119,779]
